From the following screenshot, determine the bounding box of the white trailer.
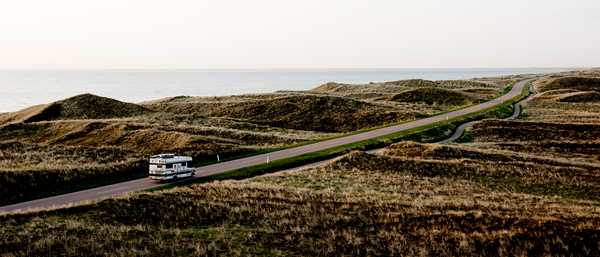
[149,154,195,181]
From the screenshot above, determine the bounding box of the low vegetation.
[145,94,414,132]
[1,94,152,124]
[534,76,600,93]
[456,71,600,197]
[0,79,503,205]
[2,139,599,256]
[0,141,146,205]
[388,87,480,106]
[310,79,500,113]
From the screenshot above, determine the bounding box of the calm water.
[0,68,567,112]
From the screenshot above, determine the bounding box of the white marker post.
[267,155,270,164]
[217,154,220,162]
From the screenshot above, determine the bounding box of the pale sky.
[0,0,599,69]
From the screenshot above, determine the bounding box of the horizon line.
[0,67,589,72]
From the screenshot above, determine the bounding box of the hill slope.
[0,104,48,125]
[556,91,600,103]
[536,76,600,93]
[389,87,479,106]
[312,79,496,94]
[145,94,414,132]
[20,94,151,123]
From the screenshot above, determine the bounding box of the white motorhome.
[149,154,195,181]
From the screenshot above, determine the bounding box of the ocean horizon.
[1,68,570,112]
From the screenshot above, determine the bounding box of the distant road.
[0,80,530,213]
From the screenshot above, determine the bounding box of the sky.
[0,0,599,69]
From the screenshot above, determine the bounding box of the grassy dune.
[535,76,600,93]
[311,79,500,111]
[144,79,504,133]
[144,94,415,132]
[0,141,146,205]
[388,87,481,106]
[0,94,152,124]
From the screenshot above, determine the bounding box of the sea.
[0,68,569,113]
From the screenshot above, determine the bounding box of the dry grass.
[144,94,415,132]
[455,73,600,197]
[521,101,600,124]
[306,79,505,117]
[2,144,600,256]
[463,73,600,142]
[0,119,325,154]
[534,76,600,93]
[555,91,600,103]
[19,94,152,123]
[0,141,135,171]
[10,76,596,256]
[0,141,145,205]
[467,120,600,142]
[0,96,329,205]
[311,79,499,103]
[388,87,481,106]
[0,104,48,124]
[0,78,499,205]
[524,76,600,119]
[0,118,326,204]
[4,72,600,254]
[312,79,498,94]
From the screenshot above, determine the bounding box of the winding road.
[438,79,535,144]
[0,79,530,213]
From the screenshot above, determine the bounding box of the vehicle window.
[166,164,173,169]
[182,162,187,166]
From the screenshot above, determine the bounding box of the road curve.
[507,81,537,120]
[0,80,530,213]
[438,79,534,144]
[438,79,535,144]
[436,119,479,144]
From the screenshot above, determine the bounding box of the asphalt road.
[507,81,537,120]
[0,79,529,213]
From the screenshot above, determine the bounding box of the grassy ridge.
[0,142,149,206]
[0,160,147,206]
